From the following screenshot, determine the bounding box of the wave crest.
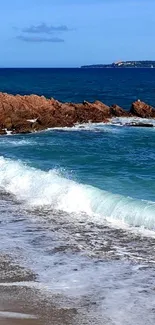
[0,156,155,230]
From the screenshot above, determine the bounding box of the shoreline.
[1,239,155,325]
[0,254,79,325]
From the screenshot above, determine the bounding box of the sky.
[0,0,155,67]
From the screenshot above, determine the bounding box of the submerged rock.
[126,122,154,128]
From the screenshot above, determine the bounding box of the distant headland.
[81,61,155,69]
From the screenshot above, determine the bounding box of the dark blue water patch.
[0,68,155,109]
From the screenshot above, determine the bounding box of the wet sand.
[1,200,155,325]
[0,283,99,325]
[0,254,102,325]
[0,255,77,325]
[0,284,79,325]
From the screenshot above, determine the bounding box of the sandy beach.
[0,253,104,325]
[0,254,79,325]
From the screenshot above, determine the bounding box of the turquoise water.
[0,122,155,229]
[0,69,155,229]
[0,69,155,325]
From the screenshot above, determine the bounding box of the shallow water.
[0,191,155,325]
[0,68,155,324]
[1,125,155,324]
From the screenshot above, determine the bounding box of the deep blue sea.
[0,68,155,108]
[0,69,155,324]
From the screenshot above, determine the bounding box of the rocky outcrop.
[0,92,154,135]
[110,104,130,117]
[0,93,113,134]
[130,100,155,118]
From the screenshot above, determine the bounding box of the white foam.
[49,118,155,133]
[110,117,155,127]
[0,156,155,230]
[49,122,121,133]
[4,128,12,135]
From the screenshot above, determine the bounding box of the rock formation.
[110,104,130,117]
[0,92,154,135]
[130,100,155,118]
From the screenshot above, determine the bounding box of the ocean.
[0,68,155,325]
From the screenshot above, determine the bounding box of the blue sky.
[1,0,155,67]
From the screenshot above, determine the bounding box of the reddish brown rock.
[130,100,155,118]
[74,101,110,123]
[12,120,34,134]
[110,104,130,117]
[0,128,7,135]
[0,92,154,135]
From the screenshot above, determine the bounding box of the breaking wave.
[0,156,155,230]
